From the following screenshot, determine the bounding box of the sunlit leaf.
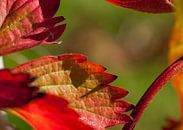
[106,0,174,13]
[0,69,38,108]
[0,0,65,55]
[10,94,93,130]
[13,54,133,129]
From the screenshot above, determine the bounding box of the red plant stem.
[123,56,183,130]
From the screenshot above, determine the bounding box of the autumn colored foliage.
[0,0,65,55]
[12,54,133,129]
[105,0,183,130]
[11,94,93,130]
[107,0,174,13]
[1,0,183,130]
[0,69,38,108]
[0,0,134,130]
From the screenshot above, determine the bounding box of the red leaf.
[0,0,65,55]
[38,0,60,18]
[107,0,174,13]
[162,118,181,130]
[13,54,133,129]
[10,94,93,130]
[0,69,38,108]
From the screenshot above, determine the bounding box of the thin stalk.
[123,56,183,130]
[0,57,4,69]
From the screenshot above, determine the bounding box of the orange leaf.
[168,1,183,128]
[13,54,133,129]
[10,94,92,130]
[169,0,183,104]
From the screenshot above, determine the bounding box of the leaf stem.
[0,56,4,69]
[123,56,183,130]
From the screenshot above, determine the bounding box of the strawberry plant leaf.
[12,54,133,129]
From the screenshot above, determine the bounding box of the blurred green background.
[4,0,180,130]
